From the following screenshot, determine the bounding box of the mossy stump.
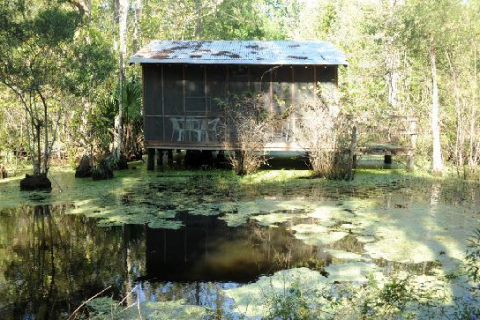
[116,154,129,170]
[92,160,114,180]
[1,166,7,179]
[20,173,52,191]
[75,155,92,178]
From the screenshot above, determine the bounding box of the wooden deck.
[146,115,418,171]
[357,143,412,156]
[354,116,417,169]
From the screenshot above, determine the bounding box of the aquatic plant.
[226,265,480,320]
[264,282,315,320]
[466,228,480,282]
[76,288,208,320]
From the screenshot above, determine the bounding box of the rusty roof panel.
[129,40,347,66]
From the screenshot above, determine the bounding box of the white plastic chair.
[206,118,221,142]
[185,117,204,141]
[170,118,185,141]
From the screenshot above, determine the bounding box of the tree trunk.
[446,51,464,176]
[469,40,478,166]
[43,99,48,174]
[116,0,128,157]
[113,0,120,23]
[133,0,142,53]
[388,52,399,109]
[87,0,91,24]
[23,101,38,174]
[36,121,41,175]
[387,1,400,110]
[194,0,202,38]
[37,90,50,174]
[430,41,443,175]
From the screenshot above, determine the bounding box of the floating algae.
[306,202,355,221]
[287,195,478,265]
[219,199,310,227]
[355,235,376,243]
[69,200,183,229]
[290,224,348,246]
[187,205,220,216]
[324,261,383,283]
[325,249,367,262]
[251,212,307,227]
[352,201,478,263]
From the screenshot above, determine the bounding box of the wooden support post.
[167,149,173,166]
[348,126,357,180]
[216,150,227,169]
[407,154,414,171]
[156,149,163,167]
[147,148,155,171]
[407,120,417,171]
[202,150,213,168]
[384,155,392,164]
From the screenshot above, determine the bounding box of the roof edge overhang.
[129,59,348,66]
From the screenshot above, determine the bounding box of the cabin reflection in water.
[144,213,316,283]
[0,205,319,319]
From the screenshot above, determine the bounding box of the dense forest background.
[0,0,479,176]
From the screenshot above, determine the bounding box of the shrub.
[220,93,274,175]
[292,94,356,180]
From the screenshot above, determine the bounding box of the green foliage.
[466,228,480,282]
[317,2,337,38]
[260,0,302,40]
[86,297,117,316]
[365,275,413,317]
[87,86,119,154]
[262,271,479,320]
[1,0,479,175]
[33,8,79,45]
[202,0,266,39]
[69,28,115,96]
[0,0,114,174]
[123,78,143,124]
[84,296,208,320]
[264,282,314,320]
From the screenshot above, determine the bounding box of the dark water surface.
[1,166,479,319]
[0,205,318,319]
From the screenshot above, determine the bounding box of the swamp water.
[0,165,479,319]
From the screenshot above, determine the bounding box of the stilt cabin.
[130,40,347,153]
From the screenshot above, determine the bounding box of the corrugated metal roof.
[129,40,348,66]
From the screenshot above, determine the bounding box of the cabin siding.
[143,64,338,149]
